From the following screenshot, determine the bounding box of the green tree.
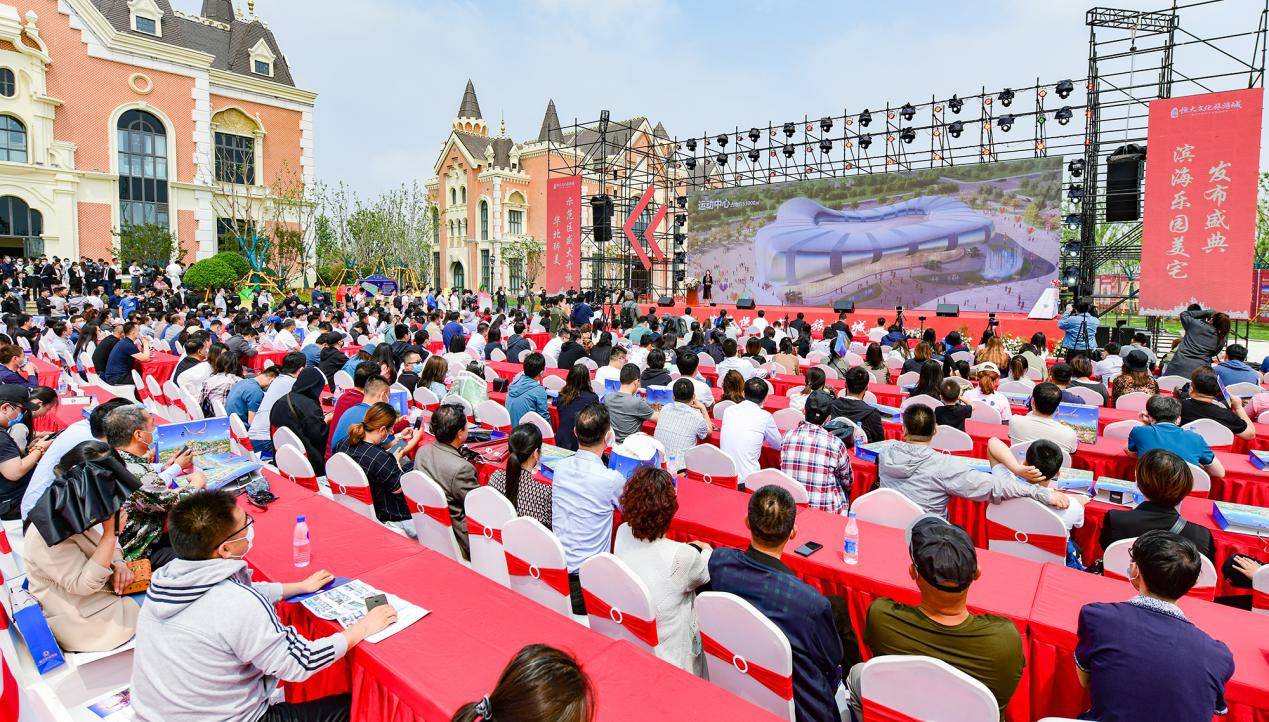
[117,223,182,266]
[1256,172,1269,265]
[182,257,238,291]
[212,252,250,279]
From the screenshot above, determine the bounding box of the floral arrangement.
[997,333,1028,356]
[682,275,701,290]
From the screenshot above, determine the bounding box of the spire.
[500,112,506,138]
[537,99,563,143]
[201,0,235,23]
[457,79,482,120]
[653,121,669,140]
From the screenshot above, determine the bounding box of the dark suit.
[1099,500,1216,561]
[414,442,478,558]
[708,547,842,722]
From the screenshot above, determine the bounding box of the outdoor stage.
[657,300,1061,343]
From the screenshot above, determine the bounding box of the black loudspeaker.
[935,303,959,317]
[833,300,855,313]
[736,297,756,310]
[590,194,614,243]
[657,295,673,307]
[1095,326,1111,349]
[1105,144,1146,222]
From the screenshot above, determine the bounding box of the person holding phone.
[133,490,397,721]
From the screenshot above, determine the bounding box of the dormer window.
[128,0,164,36]
[249,39,276,78]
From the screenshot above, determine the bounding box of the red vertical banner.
[545,175,582,294]
[1139,87,1263,318]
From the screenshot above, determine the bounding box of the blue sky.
[173,0,1262,194]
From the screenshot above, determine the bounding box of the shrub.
[212,251,251,279]
[183,258,238,291]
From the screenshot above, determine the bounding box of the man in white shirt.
[1008,382,1079,453]
[1094,344,1124,379]
[720,377,783,479]
[273,319,300,351]
[672,352,713,403]
[751,310,769,334]
[248,353,304,454]
[868,318,888,343]
[542,328,569,359]
[715,337,758,380]
[595,346,627,387]
[165,260,183,289]
[176,337,213,403]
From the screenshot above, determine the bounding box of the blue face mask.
[6,411,22,427]
[413,363,424,374]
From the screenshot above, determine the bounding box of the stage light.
[1067,184,1083,202]
[948,95,963,114]
[783,122,796,137]
[717,152,728,165]
[675,214,686,227]
[674,230,685,246]
[1065,213,1082,228]
[859,133,873,149]
[899,127,916,144]
[819,139,832,153]
[716,134,728,147]
[901,103,915,121]
[998,89,1014,107]
[820,116,833,133]
[1061,266,1080,288]
[675,195,687,208]
[782,144,795,158]
[599,109,610,133]
[948,120,964,138]
[859,109,872,127]
[1055,106,1073,125]
[748,127,760,142]
[685,138,696,152]
[998,114,1015,132]
[684,157,696,170]
[1068,158,1085,177]
[1056,79,1074,99]
[748,149,760,162]
[1062,241,1082,259]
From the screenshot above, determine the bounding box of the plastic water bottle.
[292,515,311,568]
[56,373,67,396]
[843,511,860,565]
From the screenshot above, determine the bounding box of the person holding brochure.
[132,490,396,722]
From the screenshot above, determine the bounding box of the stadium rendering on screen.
[686,156,1062,312]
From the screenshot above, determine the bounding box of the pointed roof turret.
[653,121,669,140]
[457,79,482,120]
[537,99,563,143]
[201,0,235,23]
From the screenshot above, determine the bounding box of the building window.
[508,209,523,236]
[134,15,157,34]
[449,188,456,205]
[461,186,467,204]
[479,201,489,240]
[216,218,255,255]
[0,69,15,98]
[117,109,169,228]
[214,132,255,184]
[450,261,465,291]
[433,251,441,289]
[508,258,523,292]
[480,249,491,290]
[253,59,272,77]
[0,195,41,238]
[431,206,440,245]
[0,116,26,163]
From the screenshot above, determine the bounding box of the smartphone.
[414,416,423,430]
[793,541,823,557]
[363,593,388,612]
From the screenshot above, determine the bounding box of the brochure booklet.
[299,578,428,643]
[86,687,134,720]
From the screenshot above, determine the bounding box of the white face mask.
[225,524,254,560]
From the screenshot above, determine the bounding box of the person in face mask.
[132,490,397,722]
[396,349,423,393]
[0,384,53,519]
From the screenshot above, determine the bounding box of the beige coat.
[23,525,138,652]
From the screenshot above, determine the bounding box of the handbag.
[28,452,141,546]
[121,558,151,595]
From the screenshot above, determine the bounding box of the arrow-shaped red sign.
[622,184,656,271]
[644,202,667,261]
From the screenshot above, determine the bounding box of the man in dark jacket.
[504,323,531,362]
[830,366,886,443]
[268,367,328,475]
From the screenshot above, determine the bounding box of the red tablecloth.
[1027,564,1269,722]
[525,332,551,350]
[28,356,60,387]
[241,473,781,721]
[138,351,180,386]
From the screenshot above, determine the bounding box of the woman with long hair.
[720,369,745,404]
[903,342,931,374]
[488,423,551,527]
[419,355,449,399]
[452,644,594,722]
[911,359,944,399]
[1167,305,1231,379]
[553,364,598,451]
[789,366,830,412]
[1007,354,1035,388]
[73,322,98,377]
[201,350,244,414]
[864,343,889,385]
[1030,332,1049,361]
[335,402,422,535]
[975,335,1010,370]
[774,337,800,376]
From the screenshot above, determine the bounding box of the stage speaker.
[1105,144,1145,222]
[657,295,673,307]
[590,194,614,243]
[736,297,756,310]
[1095,326,1111,349]
[833,300,855,313]
[936,303,960,317]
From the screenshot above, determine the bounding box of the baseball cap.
[1124,349,1149,371]
[972,362,1000,376]
[0,385,36,411]
[906,514,977,593]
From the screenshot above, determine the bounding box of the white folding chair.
[542,375,567,392]
[1156,375,1190,392]
[813,363,839,380]
[1223,381,1264,398]
[163,380,192,421]
[850,488,923,528]
[858,655,998,722]
[784,385,804,398]
[696,352,716,368]
[501,517,577,619]
[743,469,809,505]
[332,369,354,390]
[1009,440,1073,469]
[442,394,475,418]
[968,401,1003,424]
[930,425,974,453]
[228,413,256,459]
[579,549,659,653]
[1103,419,1142,439]
[885,355,906,371]
[806,351,827,364]
[274,444,326,496]
[578,357,598,371]
[1103,536,1218,600]
[1065,386,1104,406]
[465,486,517,586]
[476,399,512,432]
[174,386,204,420]
[1186,462,1212,497]
[413,385,440,411]
[1026,365,1045,381]
[210,397,228,418]
[985,498,1068,565]
[273,425,305,454]
[683,443,740,489]
[520,410,555,441]
[712,399,735,420]
[772,407,804,433]
[1114,392,1152,412]
[324,452,376,521]
[1258,410,1269,424]
[696,592,795,721]
[590,377,608,396]
[895,371,920,388]
[900,394,940,412]
[1252,565,1269,616]
[950,351,974,364]
[400,469,463,559]
[1181,418,1235,448]
[999,380,1034,395]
